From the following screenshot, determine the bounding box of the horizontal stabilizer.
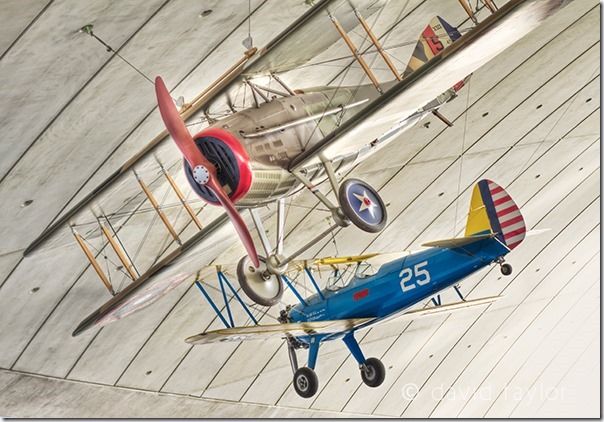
[379,295,501,327]
[400,295,500,319]
[186,318,371,345]
[526,228,551,237]
[422,233,495,248]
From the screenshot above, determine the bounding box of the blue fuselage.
[288,238,508,324]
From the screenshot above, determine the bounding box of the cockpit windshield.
[325,261,379,291]
[355,262,379,278]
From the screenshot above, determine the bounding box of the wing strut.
[304,267,325,300]
[458,0,498,24]
[328,11,382,93]
[100,222,139,281]
[282,275,308,306]
[159,163,203,230]
[353,8,401,81]
[135,171,182,245]
[71,227,115,296]
[457,0,479,25]
[194,268,259,329]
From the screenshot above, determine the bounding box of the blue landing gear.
[338,178,387,233]
[343,332,386,388]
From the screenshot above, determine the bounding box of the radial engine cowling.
[184,128,253,205]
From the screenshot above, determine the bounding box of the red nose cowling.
[184,127,253,205]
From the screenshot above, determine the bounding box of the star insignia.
[353,190,376,218]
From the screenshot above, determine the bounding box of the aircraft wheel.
[338,178,387,233]
[237,255,283,307]
[500,263,513,276]
[361,357,385,388]
[293,367,319,398]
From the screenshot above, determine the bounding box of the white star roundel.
[352,190,376,218]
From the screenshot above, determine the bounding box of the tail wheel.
[293,367,319,398]
[237,255,283,307]
[500,263,513,276]
[361,357,385,387]
[338,178,387,233]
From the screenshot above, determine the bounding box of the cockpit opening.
[325,261,379,291]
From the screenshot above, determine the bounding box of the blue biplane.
[187,179,528,398]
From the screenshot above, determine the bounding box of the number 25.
[399,261,431,292]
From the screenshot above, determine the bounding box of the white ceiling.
[0,0,600,417]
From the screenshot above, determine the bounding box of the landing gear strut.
[343,332,386,388]
[239,159,389,308]
[293,160,388,235]
[287,336,321,398]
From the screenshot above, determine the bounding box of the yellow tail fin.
[466,180,526,250]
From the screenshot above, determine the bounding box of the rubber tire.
[361,357,386,388]
[293,367,319,398]
[338,178,388,233]
[237,255,283,307]
[500,263,513,276]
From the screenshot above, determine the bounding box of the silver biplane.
[22,0,566,337]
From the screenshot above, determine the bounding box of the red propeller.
[155,76,259,268]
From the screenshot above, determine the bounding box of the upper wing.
[24,0,387,256]
[289,0,568,169]
[288,251,410,271]
[243,0,386,77]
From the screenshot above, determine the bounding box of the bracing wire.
[453,78,472,236]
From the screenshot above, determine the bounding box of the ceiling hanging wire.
[242,0,254,50]
[79,24,179,102]
[79,24,154,86]
[453,77,472,237]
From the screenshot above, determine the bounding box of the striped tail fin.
[403,16,462,79]
[465,180,526,250]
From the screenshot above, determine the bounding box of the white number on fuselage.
[399,261,431,292]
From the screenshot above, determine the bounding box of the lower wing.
[185,318,372,345]
[186,295,500,344]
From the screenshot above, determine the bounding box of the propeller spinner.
[154,76,259,268]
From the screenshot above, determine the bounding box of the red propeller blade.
[207,178,260,267]
[155,76,260,268]
[155,77,213,171]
